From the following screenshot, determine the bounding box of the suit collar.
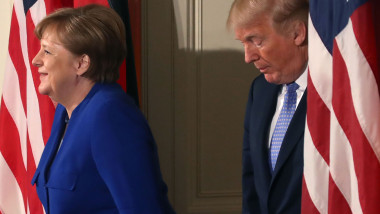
[39,83,103,181]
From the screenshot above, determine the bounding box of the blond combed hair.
[227,0,309,36]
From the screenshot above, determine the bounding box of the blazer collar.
[37,84,102,183]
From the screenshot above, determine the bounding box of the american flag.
[302,0,380,213]
[0,0,139,213]
[0,1,64,213]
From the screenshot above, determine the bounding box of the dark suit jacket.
[32,83,175,214]
[242,74,307,214]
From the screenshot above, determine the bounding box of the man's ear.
[293,21,307,46]
[76,54,90,76]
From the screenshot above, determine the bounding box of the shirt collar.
[295,65,308,92]
[281,65,308,94]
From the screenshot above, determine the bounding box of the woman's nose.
[32,51,42,67]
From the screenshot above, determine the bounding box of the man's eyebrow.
[242,34,259,42]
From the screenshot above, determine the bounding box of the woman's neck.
[57,77,95,118]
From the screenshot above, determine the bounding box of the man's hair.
[35,4,126,83]
[227,0,309,35]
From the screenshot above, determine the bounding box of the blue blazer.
[32,83,175,214]
[242,74,307,214]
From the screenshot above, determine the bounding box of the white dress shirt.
[267,68,308,148]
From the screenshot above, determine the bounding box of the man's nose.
[244,44,259,64]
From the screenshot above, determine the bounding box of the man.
[227,0,309,213]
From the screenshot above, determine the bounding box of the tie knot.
[286,82,299,93]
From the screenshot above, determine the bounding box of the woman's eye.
[44,50,51,55]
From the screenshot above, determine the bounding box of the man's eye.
[253,39,262,47]
[44,50,51,55]
[247,37,263,47]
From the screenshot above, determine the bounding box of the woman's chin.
[38,85,50,96]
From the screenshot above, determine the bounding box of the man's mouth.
[257,66,269,73]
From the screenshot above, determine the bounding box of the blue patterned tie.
[270,82,299,171]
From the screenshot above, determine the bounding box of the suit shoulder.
[91,84,137,108]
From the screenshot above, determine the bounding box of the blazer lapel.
[40,107,67,182]
[251,82,282,184]
[271,90,307,177]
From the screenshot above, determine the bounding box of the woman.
[31,4,175,214]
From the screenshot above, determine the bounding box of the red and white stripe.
[0,0,56,213]
[303,2,380,214]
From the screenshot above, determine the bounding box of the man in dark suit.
[227,0,309,213]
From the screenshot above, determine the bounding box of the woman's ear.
[293,21,307,46]
[76,54,90,76]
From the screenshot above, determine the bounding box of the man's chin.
[264,74,281,85]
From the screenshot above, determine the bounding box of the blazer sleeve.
[242,81,261,214]
[90,99,172,214]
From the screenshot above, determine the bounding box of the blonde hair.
[227,0,308,35]
[35,4,126,83]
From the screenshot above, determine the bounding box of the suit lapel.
[251,81,282,185]
[40,107,68,182]
[271,90,307,178]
